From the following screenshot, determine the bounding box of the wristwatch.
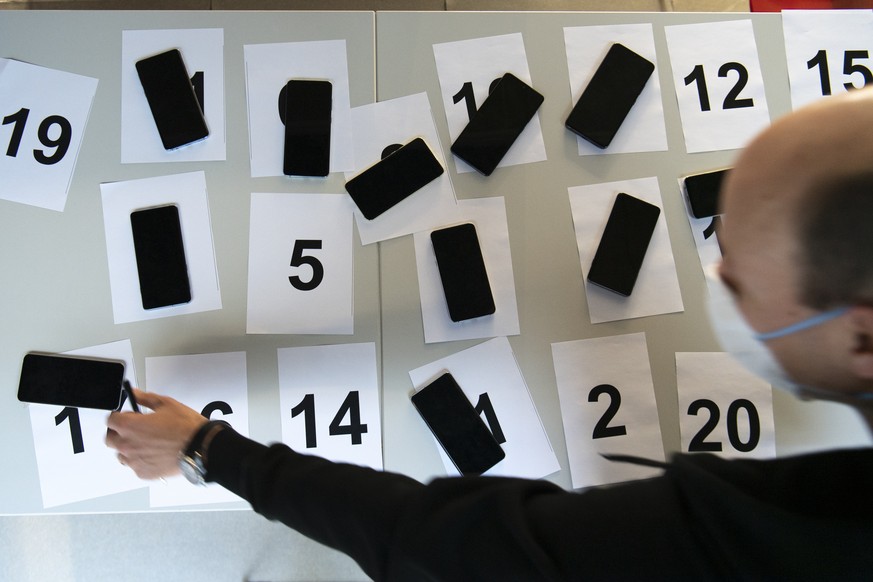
[179,419,230,485]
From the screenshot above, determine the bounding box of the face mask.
[703,264,852,399]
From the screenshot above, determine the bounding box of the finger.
[133,389,165,410]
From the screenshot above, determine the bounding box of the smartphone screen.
[18,353,125,410]
[344,137,444,220]
[130,205,192,310]
[565,43,655,149]
[587,193,661,297]
[135,48,209,151]
[450,72,544,176]
[683,168,729,219]
[411,372,505,476]
[283,79,332,177]
[430,223,496,322]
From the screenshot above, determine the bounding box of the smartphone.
[587,193,661,297]
[450,72,544,176]
[135,48,209,151]
[283,79,332,177]
[683,168,730,219]
[430,223,496,322]
[411,372,505,476]
[18,353,125,410]
[344,137,444,220]
[130,204,192,310]
[565,43,655,149]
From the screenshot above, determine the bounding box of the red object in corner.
[751,0,873,11]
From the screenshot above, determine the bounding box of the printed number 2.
[2,107,72,165]
[683,63,754,112]
[687,398,760,453]
[290,391,368,449]
[289,239,324,291]
[588,384,627,440]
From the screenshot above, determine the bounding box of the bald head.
[722,89,873,309]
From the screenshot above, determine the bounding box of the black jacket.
[208,427,873,581]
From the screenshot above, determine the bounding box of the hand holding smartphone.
[411,372,505,476]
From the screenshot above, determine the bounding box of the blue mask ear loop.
[753,306,851,342]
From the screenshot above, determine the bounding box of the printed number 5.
[289,239,324,291]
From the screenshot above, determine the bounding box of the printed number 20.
[687,398,760,453]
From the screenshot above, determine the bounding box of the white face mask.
[704,264,852,399]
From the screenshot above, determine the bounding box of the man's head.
[717,88,873,409]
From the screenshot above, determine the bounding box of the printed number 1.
[55,407,84,454]
[452,78,503,122]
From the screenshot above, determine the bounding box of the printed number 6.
[289,239,324,291]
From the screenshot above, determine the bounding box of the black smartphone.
[565,43,655,149]
[283,79,332,177]
[430,223,496,322]
[683,168,730,219]
[411,372,505,476]
[344,137,444,220]
[587,193,661,297]
[18,353,125,410]
[135,48,209,151]
[130,204,192,310]
[450,72,544,176]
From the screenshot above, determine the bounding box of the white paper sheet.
[433,33,547,174]
[244,40,353,177]
[563,23,668,155]
[409,337,559,480]
[0,58,97,211]
[345,92,459,245]
[782,10,873,110]
[28,340,144,508]
[679,174,725,274]
[413,197,520,343]
[246,193,354,335]
[551,333,665,489]
[120,28,226,163]
[100,171,222,324]
[277,343,382,470]
[145,351,250,508]
[676,352,776,459]
[664,20,770,153]
[569,177,683,324]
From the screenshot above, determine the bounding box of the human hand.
[106,388,208,480]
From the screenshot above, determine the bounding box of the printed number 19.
[2,107,73,165]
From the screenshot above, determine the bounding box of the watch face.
[179,454,205,485]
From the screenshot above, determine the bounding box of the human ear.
[849,306,873,379]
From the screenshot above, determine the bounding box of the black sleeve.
[205,428,719,581]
